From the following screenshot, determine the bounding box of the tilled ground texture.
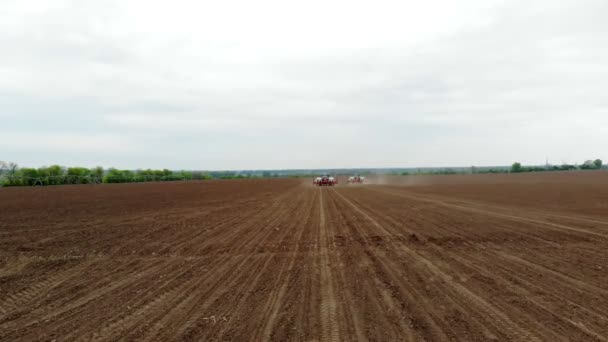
[1,172,608,341]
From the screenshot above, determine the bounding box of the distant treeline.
[102,169,209,183]
[0,164,105,186]
[510,159,603,173]
[1,159,605,187]
[397,159,605,176]
[0,162,264,187]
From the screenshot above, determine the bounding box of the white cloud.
[1,0,607,169]
[0,132,137,153]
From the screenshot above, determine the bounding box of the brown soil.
[1,173,608,341]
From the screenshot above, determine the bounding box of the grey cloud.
[1,0,607,169]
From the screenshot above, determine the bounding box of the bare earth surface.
[1,172,608,341]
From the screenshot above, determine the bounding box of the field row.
[1,175,608,340]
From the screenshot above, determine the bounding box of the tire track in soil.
[317,188,340,342]
[356,186,608,294]
[183,191,310,340]
[1,194,278,338]
[351,190,608,340]
[139,188,305,341]
[103,196,268,258]
[341,186,608,340]
[368,186,608,239]
[331,190,516,340]
[0,262,160,340]
[325,189,449,341]
[495,251,608,295]
[381,186,608,228]
[351,186,608,293]
[322,189,385,341]
[444,247,608,340]
[0,257,170,340]
[0,179,302,341]
[254,189,315,341]
[214,189,317,341]
[88,264,201,341]
[355,187,568,248]
[3,255,225,340]
[0,258,91,320]
[147,196,281,257]
[332,188,542,342]
[363,203,601,341]
[98,259,231,341]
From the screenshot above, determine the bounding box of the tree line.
[511,159,603,173]
[0,162,227,186]
[1,159,606,187]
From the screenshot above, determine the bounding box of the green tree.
[20,168,41,185]
[8,162,18,176]
[37,165,64,185]
[67,167,91,184]
[91,167,104,182]
[104,168,130,183]
[581,160,596,170]
[0,161,7,186]
[558,164,576,171]
[176,170,192,180]
[511,162,523,173]
[593,159,603,169]
[0,162,20,186]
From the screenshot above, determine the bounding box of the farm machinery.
[313,174,337,186]
[347,175,365,184]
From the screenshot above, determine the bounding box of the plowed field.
[1,172,608,341]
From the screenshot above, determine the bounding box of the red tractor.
[313,174,337,186]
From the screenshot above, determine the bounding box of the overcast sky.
[1,0,607,170]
